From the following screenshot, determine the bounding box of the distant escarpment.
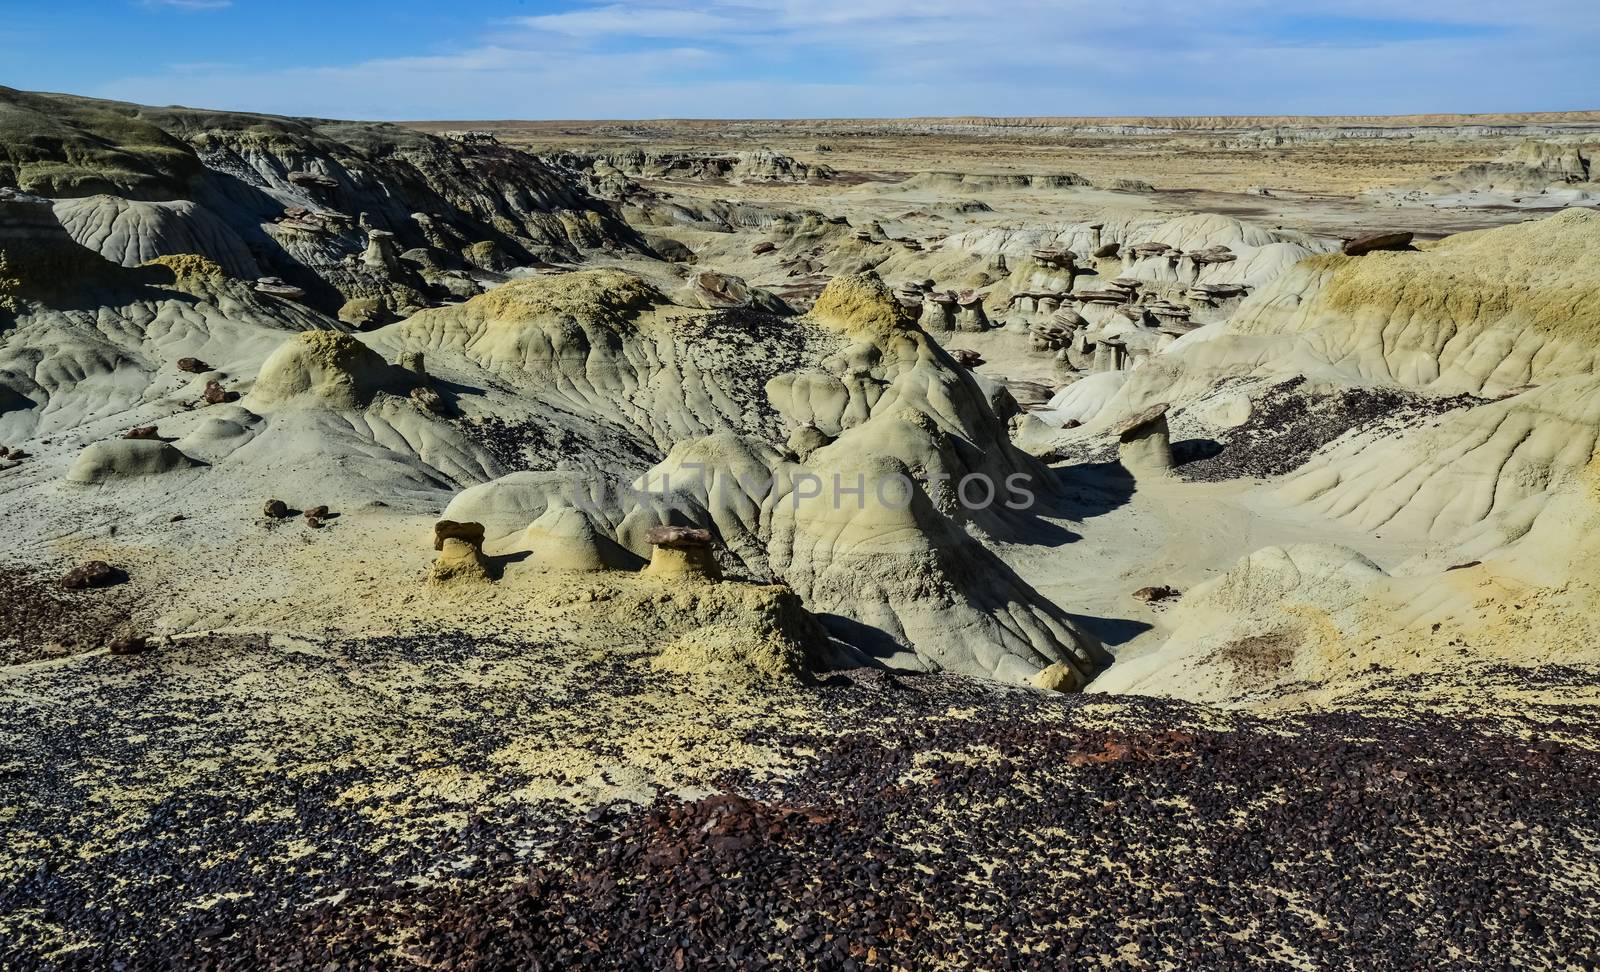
[541,148,835,186]
[0,87,645,318]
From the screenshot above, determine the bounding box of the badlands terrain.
[2,87,1600,968]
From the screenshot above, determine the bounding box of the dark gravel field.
[3,632,1595,971]
[1175,377,1485,483]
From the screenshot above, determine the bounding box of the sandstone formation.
[1113,402,1173,475]
[429,520,490,584]
[66,439,201,484]
[519,500,634,572]
[547,148,835,185]
[6,87,1600,972]
[0,86,643,320]
[246,331,408,411]
[643,525,722,581]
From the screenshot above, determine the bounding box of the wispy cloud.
[95,0,1600,119]
[140,0,234,10]
[512,5,747,38]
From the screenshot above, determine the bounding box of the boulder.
[176,357,211,374]
[60,561,124,591]
[646,236,696,263]
[684,270,754,310]
[338,298,391,330]
[464,240,516,272]
[108,634,150,656]
[786,423,831,460]
[411,386,447,414]
[1032,662,1084,693]
[1132,585,1180,603]
[1343,231,1414,257]
[1188,247,1237,265]
[263,499,291,519]
[202,380,235,405]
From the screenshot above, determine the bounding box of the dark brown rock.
[287,170,339,189]
[949,349,984,368]
[646,526,714,549]
[411,386,447,414]
[60,561,123,591]
[177,357,211,374]
[1343,231,1414,256]
[202,380,234,405]
[688,271,754,309]
[1113,402,1170,438]
[434,520,486,551]
[123,426,159,440]
[1132,585,1180,603]
[107,634,149,656]
[263,499,291,519]
[304,506,330,521]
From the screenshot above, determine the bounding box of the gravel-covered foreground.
[2,630,1597,971]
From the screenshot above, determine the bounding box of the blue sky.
[2,1,1595,120]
